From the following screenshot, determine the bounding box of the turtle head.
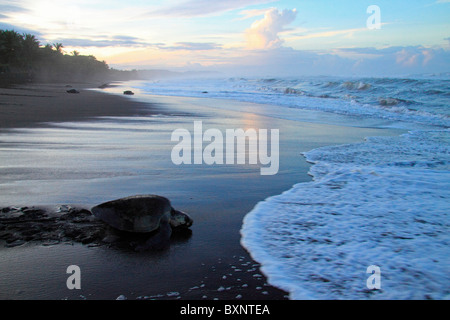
[169,208,193,228]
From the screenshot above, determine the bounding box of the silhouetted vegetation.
[0,29,219,86]
[0,30,111,85]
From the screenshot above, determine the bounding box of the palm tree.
[0,30,23,66]
[0,29,115,83]
[53,42,64,54]
[21,33,40,67]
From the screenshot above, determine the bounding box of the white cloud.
[238,8,274,20]
[245,8,297,50]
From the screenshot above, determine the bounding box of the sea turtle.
[91,195,192,251]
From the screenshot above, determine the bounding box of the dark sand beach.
[0,83,403,300]
[0,83,153,129]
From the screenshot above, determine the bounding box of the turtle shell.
[91,195,172,233]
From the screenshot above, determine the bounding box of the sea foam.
[240,130,450,299]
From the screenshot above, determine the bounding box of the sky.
[1,0,449,76]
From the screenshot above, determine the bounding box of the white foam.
[128,77,450,129]
[241,130,450,299]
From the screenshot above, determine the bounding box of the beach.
[0,81,423,300]
[1,0,449,305]
[0,83,154,129]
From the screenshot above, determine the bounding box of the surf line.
[171,120,279,175]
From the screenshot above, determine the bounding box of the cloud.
[0,2,30,14]
[286,27,366,42]
[0,1,30,23]
[245,8,297,50]
[392,46,446,67]
[337,46,450,74]
[396,48,420,66]
[159,42,222,51]
[328,46,449,69]
[145,0,275,17]
[0,22,43,37]
[108,43,450,78]
[51,35,222,53]
[181,45,450,77]
[51,35,150,48]
[238,8,273,20]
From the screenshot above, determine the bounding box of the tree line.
[0,29,215,86]
[0,29,112,84]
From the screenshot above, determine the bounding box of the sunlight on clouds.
[421,49,434,65]
[107,47,196,68]
[396,49,421,67]
[106,44,247,69]
[10,0,76,31]
[237,8,274,20]
[69,46,137,61]
[245,8,297,50]
[4,0,153,43]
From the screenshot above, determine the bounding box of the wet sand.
[0,83,403,300]
[0,83,154,129]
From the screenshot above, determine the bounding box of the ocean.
[128,75,450,128]
[120,74,450,299]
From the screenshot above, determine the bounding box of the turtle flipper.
[135,219,172,251]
